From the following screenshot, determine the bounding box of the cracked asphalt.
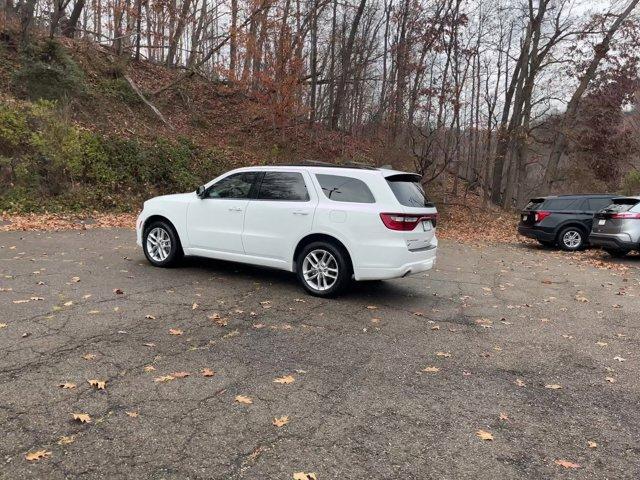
[1,229,639,479]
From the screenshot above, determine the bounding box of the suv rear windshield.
[602,198,640,213]
[386,175,432,208]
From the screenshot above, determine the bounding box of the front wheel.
[604,248,630,258]
[558,227,585,251]
[143,220,183,267]
[296,242,351,297]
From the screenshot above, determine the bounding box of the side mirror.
[196,185,206,198]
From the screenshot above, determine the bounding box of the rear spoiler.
[612,197,640,205]
[384,173,423,182]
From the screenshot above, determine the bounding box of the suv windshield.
[386,175,432,208]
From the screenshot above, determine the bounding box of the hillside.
[0,33,376,213]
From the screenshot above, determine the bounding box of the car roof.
[530,194,617,201]
[231,163,418,179]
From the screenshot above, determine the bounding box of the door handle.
[293,211,309,216]
[228,207,243,212]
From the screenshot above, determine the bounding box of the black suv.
[518,195,617,251]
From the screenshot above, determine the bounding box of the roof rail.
[281,160,378,170]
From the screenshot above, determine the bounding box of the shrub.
[0,99,234,213]
[621,170,640,196]
[11,39,85,102]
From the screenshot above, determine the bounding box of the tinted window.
[207,172,258,199]
[387,178,430,208]
[316,174,375,203]
[257,172,309,201]
[542,199,581,211]
[525,199,545,210]
[587,198,614,212]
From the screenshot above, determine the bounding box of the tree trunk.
[330,0,366,129]
[544,0,640,191]
[62,0,86,38]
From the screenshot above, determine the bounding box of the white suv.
[136,164,438,296]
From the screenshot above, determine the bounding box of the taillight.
[380,213,438,231]
[611,212,640,219]
[535,211,551,222]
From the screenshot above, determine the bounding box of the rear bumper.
[517,225,555,243]
[588,233,637,251]
[354,245,437,281]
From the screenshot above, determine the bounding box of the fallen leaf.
[57,435,75,445]
[145,315,156,320]
[202,368,215,377]
[125,411,139,418]
[435,352,451,358]
[25,450,51,461]
[235,395,253,404]
[422,366,440,373]
[575,295,589,303]
[170,371,190,378]
[273,415,290,427]
[476,430,494,441]
[58,382,76,389]
[0,323,7,328]
[431,325,440,331]
[554,459,580,469]
[71,276,80,283]
[587,441,597,449]
[144,365,156,372]
[274,375,295,384]
[169,328,183,336]
[596,341,608,347]
[515,378,526,387]
[154,375,175,382]
[499,412,509,421]
[13,299,30,304]
[113,288,124,295]
[192,303,199,310]
[88,379,107,390]
[72,413,91,423]
[545,384,562,390]
[293,473,317,480]
[605,377,617,383]
[613,356,626,362]
[82,353,96,360]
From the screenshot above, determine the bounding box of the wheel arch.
[143,215,184,251]
[555,222,588,240]
[293,233,354,272]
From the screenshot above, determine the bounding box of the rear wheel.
[557,227,585,251]
[296,242,351,297]
[604,248,630,258]
[143,220,183,267]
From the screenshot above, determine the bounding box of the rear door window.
[603,199,640,213]
[386,176,431,208]
[316,174,375,203]
[542,199,580,211]
[257,172,309,201]
[524,199,545,210]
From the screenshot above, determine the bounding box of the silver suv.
[589,197,640,257]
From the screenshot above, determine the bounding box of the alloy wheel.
[147,227,172,262]
[302,249,339,291]
[562,230,582,249]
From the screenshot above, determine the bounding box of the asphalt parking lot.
[1,229,639,479]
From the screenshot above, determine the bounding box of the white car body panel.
[136,165,438,281]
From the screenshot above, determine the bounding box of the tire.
[143,220,183,267]
[604,248,630,258]
[296,241,351,297]
[538,240,555,248]
[557,227,586,252]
